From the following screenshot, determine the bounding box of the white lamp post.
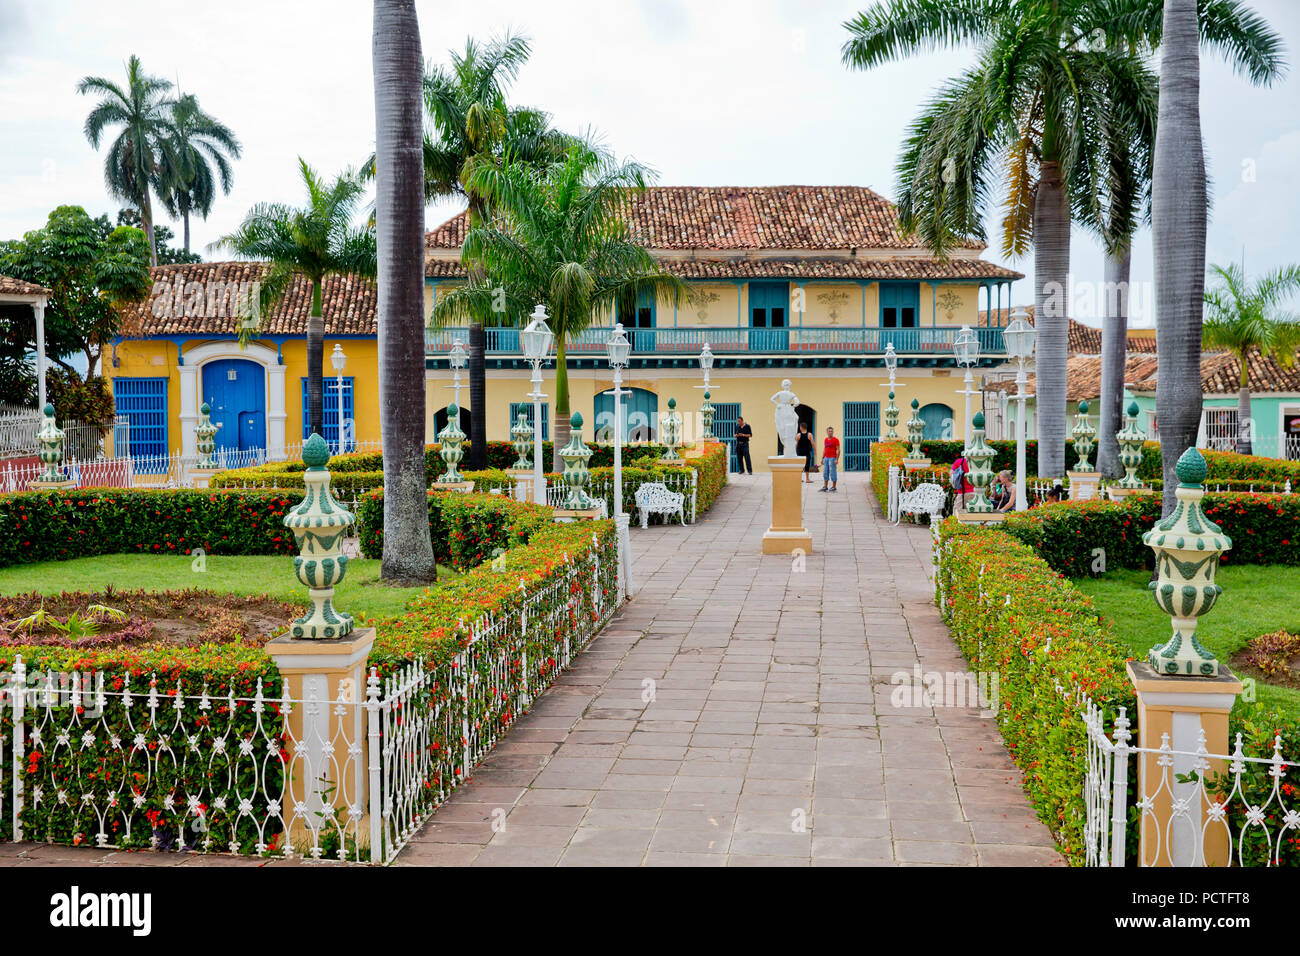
[953,325,980,451]
[447,337,468,433]
[1003,309,1037,512]
[330,343,347,453]
[694,342,717,442]
[607,322,632,597]
[521,304,554,506]
[698,342,714,391]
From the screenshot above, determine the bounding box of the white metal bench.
[634,481,685,528]
[895,482,947,526]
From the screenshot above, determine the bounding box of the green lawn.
[1076,565,1300,718]
[0,554,454,626]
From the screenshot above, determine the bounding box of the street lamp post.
[447,338,467,410]
[521,304,554,507]
[330,344,347,453]
[607,322,632,597]
[1002,309,1037,512]
[953,326,980,451]
[694,342,717,441]
[881,342,902,439]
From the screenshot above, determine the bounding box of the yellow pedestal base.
[762,456,812,555]
[189,467,222,489]
[554,506,604,521]
[1067,470,1102,501]
[955,510,1006,525]
[1106,485,1154,500]
[29,478,76,491]
[431,480,477,493]
[902,458,932,471]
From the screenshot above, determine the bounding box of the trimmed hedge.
[356,489,552,568]
[0,488,297,569]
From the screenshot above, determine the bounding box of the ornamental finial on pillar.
[283,433,354,639]
[560,412,597,509]
[36,403,66,482]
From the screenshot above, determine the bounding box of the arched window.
[594,387,658,442]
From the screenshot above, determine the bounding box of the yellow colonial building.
[106,186,1020,472]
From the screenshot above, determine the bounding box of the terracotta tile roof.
[0,273,51,297]
[977,305,1104,354]
[426,185,988,252]
[985,353,1161,401]
[116,262,379,337]
[1127,350,1300,394]
[427,254,1020,281]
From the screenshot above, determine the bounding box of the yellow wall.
[425,366,977,472]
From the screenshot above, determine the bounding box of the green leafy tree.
[1201,262,1300,455]
[158,93,242,255]
[367,33,575,470]
[841,0,1285,479]
[0,205,152,394]
[113,209,200,264]
[77,55,174,266]
[213,160,377,437]
[434,143,691,469]
[372,0,436,585]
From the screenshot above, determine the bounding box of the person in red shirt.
[819,426,841,492]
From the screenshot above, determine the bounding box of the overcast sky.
[2,0,1297,328]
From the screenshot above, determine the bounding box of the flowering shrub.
[354,490,551,567]
[0,489,297,568]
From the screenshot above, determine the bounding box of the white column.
[34,302,47,410]
[178,363,199,459]
[267,363,288,461]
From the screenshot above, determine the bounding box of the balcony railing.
[427,325,1005,356]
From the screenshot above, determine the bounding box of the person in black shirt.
[735,417,753,474]
[795,422,814,483]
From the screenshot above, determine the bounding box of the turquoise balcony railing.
[427,325,1006,357]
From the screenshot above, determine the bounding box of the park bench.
[896,481,947,526]
[634,481,685,528]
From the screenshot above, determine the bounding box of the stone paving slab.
[0,472,1062,868]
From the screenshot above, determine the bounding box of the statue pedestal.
[762,456,812,555]
[1067,470,1102,501]
[28,478,75,491]
[1106,485,1154,501]
[902,458,932,472]
[955,510,1006,526]
[264,627,376,846]
[431,480,477,494]
[554,506,604,523]
[189,467,222,489]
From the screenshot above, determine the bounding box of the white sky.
[2,0,1298,328]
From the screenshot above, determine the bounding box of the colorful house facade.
[106,185,1023,472]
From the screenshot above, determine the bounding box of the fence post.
[1109,709,1131,867]
[690,469,698,523]
[10,655,24,842]
[365,668,382,863]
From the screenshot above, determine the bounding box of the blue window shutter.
[112,377,168,461]
[843,401,879,471]
[302,377,354,448]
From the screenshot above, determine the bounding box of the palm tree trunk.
[1237,360,1253,454]
[466,196,489,471]
[306,281,324,436]
[183,208,191,255]
[140,192,158,267]
[374,0,435,585]
[1098,248,1131,477]
[552,336,570,472]
[1153,0,1207,513]
[1033,158,1071,479]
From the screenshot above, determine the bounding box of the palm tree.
[158,93,242,255]
[212,160,376,437]
[1201,262,1300,455]
[395,33,574,471]
[432,143,691,469]
[372,0,435,585]
[77,55,174,265]
[841,0,1285,479]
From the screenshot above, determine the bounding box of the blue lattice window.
[302,377,354,450]
[112,377,168,460]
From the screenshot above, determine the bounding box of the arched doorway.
[919,402,954,440]
[594,387,658,442]
[202,358,266,453]
[777,404,816,456]
[433,404,472,438]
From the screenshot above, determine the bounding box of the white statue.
[771,378,800,457]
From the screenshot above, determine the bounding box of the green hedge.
[356,489,552,567]
[1000,493,1300,576]
[0,488,297,568]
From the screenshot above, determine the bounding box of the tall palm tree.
[841,0,1285,479]
[213,160,376,437]
[1202,262,1300,454]
[77,55,174,265]
[372,0,435,585]
[432,143,691,469]
[405,34,573,470]
[158,93,242,255]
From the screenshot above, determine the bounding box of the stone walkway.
[397,472,1061,866]
[0,472,1062,868]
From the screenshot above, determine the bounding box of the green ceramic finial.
[1078,400,1089,414]
[704,390,710,400]
[911,397,919,409]
[44,403,54,417]
[201,401,211,415]
[668,397,676,410]
[302,432,330,469]
[889,390,895,400]
[973,411,985,429]
[1127,400,1139,417]
[571,411,583,428]
[1176,446,1208,486]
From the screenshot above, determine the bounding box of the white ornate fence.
[1082,698,1300,867]
[1,540,613,863]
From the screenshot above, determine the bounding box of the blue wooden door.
[712,401,742,471]
[843,401,879,471]
[202,359,266,452]
[748,282,789,351]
